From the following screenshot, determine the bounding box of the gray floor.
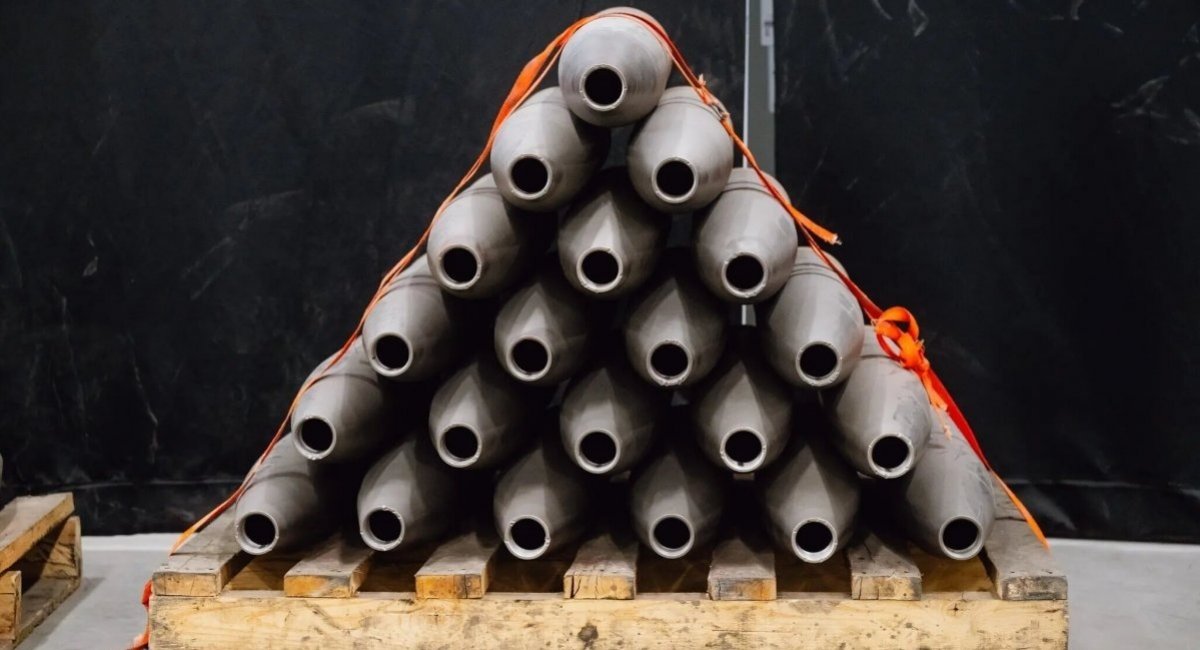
[20,536,1200,649]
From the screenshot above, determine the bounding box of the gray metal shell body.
[356,433,460,552]
[560,356,661,475]
[821,327,932,479]
[626,86,734,213]
[629,438,727,559]
[361,255,460,381]
[694,169,799,304]
[494,267,590,385]
[691,344,794,473]
[428,356,530,470]
[234,434,337,555]
[624,261,727,387]
[427,174,545,298]
[888,420,996,560]
[557,9,671,127]
[760,247,864,388]
[490,88,609,212]
[291,342,390,464]
[758,434,861,563]
[557,168,668,299]
[493,435,593,560]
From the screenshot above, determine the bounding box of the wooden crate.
[0,493,81,650]
[149,484,1067,649]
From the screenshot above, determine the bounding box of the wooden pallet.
[0,493,81,650]
[149,483,1067,649]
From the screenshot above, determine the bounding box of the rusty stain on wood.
[414,529,500,599]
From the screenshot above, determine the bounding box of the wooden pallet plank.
[149,592,1068,650]
[992,481,1028,521]
[563,529,638,600]
[154,555,246,597]
[172,511,243,556]
[14,516,82,583]
[414,529,500,599]
[153,510,250,597]
[0,494,74,572]
[0,576,80,650]
[357,540,441,593]
[848,532,922,600]
[707,530,776,601]
[985,477,1066,599]
[0,572,19,641]
[983,477,1066,601]
[982,519,1067,601]
[283,534,374,598]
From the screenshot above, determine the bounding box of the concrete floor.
[19,536,1200,649]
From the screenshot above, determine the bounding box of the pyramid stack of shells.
[231,7,996,566]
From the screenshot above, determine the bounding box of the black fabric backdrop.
[772,0,1200,541]
[0,0,1196,541]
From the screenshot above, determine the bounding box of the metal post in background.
[740,0,777,326]
[743,0,776,174]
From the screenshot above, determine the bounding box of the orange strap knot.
[692,74,728,121]
[873,306,948,414]
[872,307,1047,545]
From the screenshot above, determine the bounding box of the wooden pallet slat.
[991,477,1031,522]
[5,574,78,650]
[153,510,250,597]
[0,494,74,572]
[149,489,1067,649]
[0,572,19,642]
[706,530,776,601]
[14,516,82,583]
[284,534,374,598]
[983,477,1068,601]
[414,528,500,599]
[150,593,1068,650]
[848,532,922,600]
[170,511,244,556]
[982,520,1068,601]
[563,529,638,600]
[0,493,81,650]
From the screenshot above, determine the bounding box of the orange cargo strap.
[130,10,1043,648]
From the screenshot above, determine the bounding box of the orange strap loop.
[873,306,947,412]
[131,10,1042,648]
[868,307,1046,545]
[870,303,1047,546]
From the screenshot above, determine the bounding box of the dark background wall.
[0,0,1196,541]
[772,0,1200,541]
[0,0,744,534]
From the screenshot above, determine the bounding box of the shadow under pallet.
[149,481,1067,649]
